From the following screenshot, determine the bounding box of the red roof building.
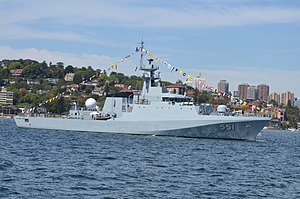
[165,84,185,95]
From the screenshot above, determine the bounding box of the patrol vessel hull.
[14,115,269,140]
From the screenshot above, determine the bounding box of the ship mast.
[139,40,161,100]
[139,40,144,69]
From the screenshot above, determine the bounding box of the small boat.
[288,128,297,132]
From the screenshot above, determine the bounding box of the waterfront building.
[166,84,185,95]
[0,90,13,106]
[268,92,280,105]
[257,84,269,102]
[281,91,294,106]
[64,73,75,82]
[217,80,229,94]
[247,86,256,100]
[194,76,206,91]
[238,83,249,100]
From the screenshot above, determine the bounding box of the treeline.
[0,59,145,112]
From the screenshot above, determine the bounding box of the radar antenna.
[139,39,144,69]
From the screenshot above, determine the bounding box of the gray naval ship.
[14,42,270,140]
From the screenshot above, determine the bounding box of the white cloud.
[0,45,115,68]
[1,1,300,46]
[0,25,85,42]
[1,1,300,29]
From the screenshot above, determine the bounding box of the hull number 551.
[220,124,235,131]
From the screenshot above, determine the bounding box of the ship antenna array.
[139,40,144,69]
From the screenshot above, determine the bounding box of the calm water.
[1,119,300,198]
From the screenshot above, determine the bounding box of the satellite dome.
[217,105,227,113]
[85,98,97,109]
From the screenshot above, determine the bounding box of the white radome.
[85,98,97,109]
[217,105,227,113]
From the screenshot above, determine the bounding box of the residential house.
[92,86,104,96]
[66,84,79,92]
[165,84,185,95]
[46,78,59,84]
[10,69,23,77]
[64,73,75,81]
[27,79,40,85]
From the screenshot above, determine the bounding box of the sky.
[1,0,300,97]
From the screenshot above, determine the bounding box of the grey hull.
[14,116,269,141]
[155,120,268,140]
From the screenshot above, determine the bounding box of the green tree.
[84,85,94,95]
[65,65,75,74]
[98,75,109,87]
[0,69,10,78]
[195,91,213,104]
[286,105,300,128]
[73,67,95,84]
[104,84,110,96]
[14,80,29,89]
[90,94,101,102]
[73,73,84,84]
[122,75,143,90]
[48,97,66,114]
[23,93,41,106]
[8,61,23,69]
[22,63,43,78]
[269,99,278,107]
[57,62,64,68]
[0,79,6,86]
[110,72,125,84]
[48,64,65,78]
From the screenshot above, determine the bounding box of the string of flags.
[136,48,196,80]
[38,92,65,107]
[105,46,198,81]
[82,74,99,84]
[106,51,136,71]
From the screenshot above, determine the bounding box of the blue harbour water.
[1,119,300,198]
